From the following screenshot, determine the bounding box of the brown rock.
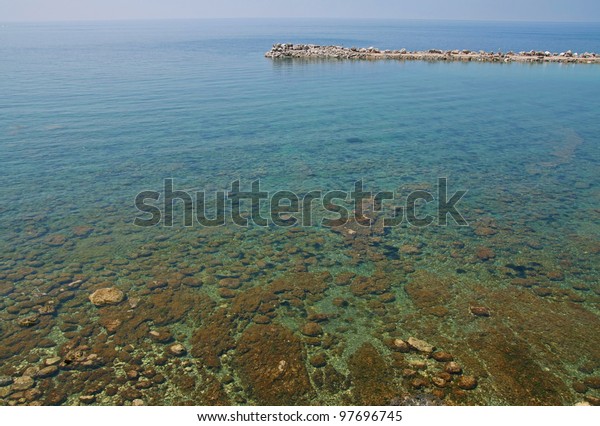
[572,382,588,394]
[12,376,35,391]
[411,377,428,389]
[235,324,311,405]
[100,318,122,333]
[149,329,172,343]
[400,245,421,255]
[432,377,447,388]
[218,288,236,298]
[218,278,242,289]
[301,322,323,337]
[35,366,58,378]
[89,287,125,306]
[432,351,454,362]
[547,270,564,281]
[470,306,491,317]
[348,343,395,405]
[309,353,327,368]
[444,361,463,374]
[402,369,417,378]
[475,246,496,261]
[583,377,600,389]
[169,343,187,357]
[393,339,410,353]
[457,375,478,390]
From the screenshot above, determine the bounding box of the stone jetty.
[265,43,600,64]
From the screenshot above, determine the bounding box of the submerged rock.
[348,343,395,405]
[0,376,14,387]
[432,351,454,362]
[169,343,187,356]
[44,357,61,366]
[17,315,40,328]
[408,337,434,353]
[12,376,35,391]
[35,366,58,378]
[444,361,463,374]
[470,306,491,317]
[457,375,478,390]
[235,324,311,405]
[301,322,323,337]
[89,287,125,306]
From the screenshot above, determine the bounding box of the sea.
[0,19,599,406]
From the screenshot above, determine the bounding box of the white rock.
[407,337,434,353]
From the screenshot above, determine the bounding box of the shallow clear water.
[0,19,599,406]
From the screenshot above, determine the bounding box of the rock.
[253,315,271,324]
[301,322,323,337]
[0,281,14,296]
[169,343,187,356]
[89,287,125,306]
[79,395,96,404]
[45,234,67,246]
[585,396,600,406]
[432,377,447,388]
[35,366,58,378]
[309,353,327,368]
[23,366,40,377]
[411,377,428,389]
[457,375,478,390]
[332,298,349,307]
[402,369,417,378]
[73,226,94,237]
[409,360,427,370]
[348,343,395,405]
[18,315,40,327]
[149,329,172,343]
[444,361,463,374]
[393,339,410,353]
[408,337,434,353]
[432,352,454,362]
[399,244,421,255]
[218,278,242,289]
[100,318,122,333]
[218,288,236,298]
[0,376,14,387]
[546,270,564,281]
[572,382,588,394]
[12,376,35,391]
[235,324,311,405]
[583,377,600,389]
[24,388,42,402]
[475,246,496,261]
[132,399,145,406]
[470,306,491,317]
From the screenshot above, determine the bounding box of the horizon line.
[1,17,600,25]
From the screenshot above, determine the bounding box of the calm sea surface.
[0,20,599,406]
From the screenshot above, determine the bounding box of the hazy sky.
[1,0,599,22]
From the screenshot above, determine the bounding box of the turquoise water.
[0,20,599,406]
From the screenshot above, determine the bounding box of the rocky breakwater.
[265,44,600,64]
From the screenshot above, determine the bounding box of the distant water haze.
[1,0,600,22]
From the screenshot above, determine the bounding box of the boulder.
[89,287,125,306]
